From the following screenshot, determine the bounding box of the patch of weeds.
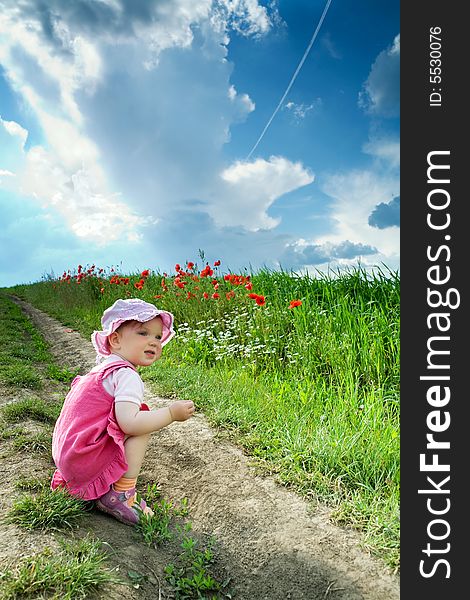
[136,495,186,547]
[5,486,90,531]
[1,397,60,424]
[0,425,26,440]
[15,475,51,492]
[165,525,225,599]
[0,535,123,600]
[0,364,42,389]
[46,364,80,383]
[12,430,51,454]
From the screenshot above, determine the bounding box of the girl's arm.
[115,400,195,436]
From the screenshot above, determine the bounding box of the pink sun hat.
[91,298,175,359]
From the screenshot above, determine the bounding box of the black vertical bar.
[401,3,466,598]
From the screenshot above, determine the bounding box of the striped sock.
[113,477,137,506]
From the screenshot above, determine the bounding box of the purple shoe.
[95,487,141,525]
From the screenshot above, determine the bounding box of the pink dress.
[51,360,149,500]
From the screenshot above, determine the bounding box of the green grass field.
[5,258,400,571]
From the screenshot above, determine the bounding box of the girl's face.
[108,317,163,367]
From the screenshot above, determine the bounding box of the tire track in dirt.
[13,297,400,600]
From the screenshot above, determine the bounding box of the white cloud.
[363,137,400,169]
[284,98,322,122]
[359,34,400,118]
[0,118,154,244]
[0,0,281,245]
[319,169,399,258]
[0,117,28,147]
[211,156,314,230]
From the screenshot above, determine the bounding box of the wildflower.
[245,282,253,291]
[200,265,214,278]
[175,263,181,272]
[212,292,220,300]
[154,294,163,299]
[203,292,209,300]
[141,269,150,278]
[226,291,235,300]
[174,277,186,289]
[248,293,266,306]
[187,261,195,270]
[214,259,221,266]
[289,299,303,309]
[186,291,196,300]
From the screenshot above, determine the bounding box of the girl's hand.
[169,400,195,422]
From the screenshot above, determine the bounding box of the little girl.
[51,298,195,525]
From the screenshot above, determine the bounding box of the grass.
[165,526,223,599]
[3,260,400,571]
[136,483,189,547]
[5,487,90,531]
[0,294,51,391]
[1,396,61,424]
[0,536,123,599]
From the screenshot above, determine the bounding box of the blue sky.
[0,0,399,286]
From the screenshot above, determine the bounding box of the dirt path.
[7,298,400,600]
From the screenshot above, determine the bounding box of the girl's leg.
[122,433,151,478]
[96,433,153,524]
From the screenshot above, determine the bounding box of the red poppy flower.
[141,269,150,278]
[255,295,266,306]
[200,265,214,278]
[203,292,209,299]
[248,293,258,300]
[187,261,194,270]
[154,294,162,299]
[213,260,221,266]
[226,291,235,300]
[288,299,302,309]
[212,292,220,299]
[245,282,253,291]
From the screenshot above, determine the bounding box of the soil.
[0,298,400,600]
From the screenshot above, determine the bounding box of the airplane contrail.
[246,0,334,160]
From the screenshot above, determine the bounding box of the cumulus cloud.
[0,118,154,243]
[282,238,377,267]
[359,34,399,118]
[368,195,400,229]
[212,156,314,230]
[0,0,287,243]
[322,169,398,245]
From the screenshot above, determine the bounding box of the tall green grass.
[6,262,400,571]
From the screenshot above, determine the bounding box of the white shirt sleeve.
[103,367,144,406]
